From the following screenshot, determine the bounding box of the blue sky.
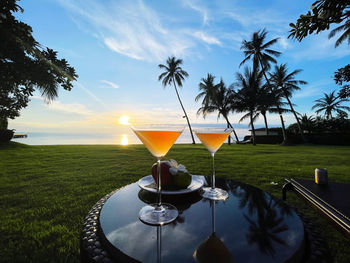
[10,0,350,136]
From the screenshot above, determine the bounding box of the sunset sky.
[10,0,350,138]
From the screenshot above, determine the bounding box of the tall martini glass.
[194,128,232,201]
[132,125,184,225]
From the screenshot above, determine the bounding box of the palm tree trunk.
[223,114,239,142]
[250,111,256,146]
[173,82,196,144]
[262,112,269,135]
[282,89,306,143]
[227,122,231,145]
[278,110,287,142]
[258,59,288,142]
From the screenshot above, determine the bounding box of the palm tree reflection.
[229,182,290,256]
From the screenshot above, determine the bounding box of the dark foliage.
[0,0,78,129]
[334,64,350,98]
[289,0,350,47]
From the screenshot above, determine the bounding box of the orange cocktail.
[194,128,233,201]
[195,132,230,154]
[133,130,182,158]
[131,125,184,225]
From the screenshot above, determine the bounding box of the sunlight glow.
[121,134,129,145]
[119,115,130,125]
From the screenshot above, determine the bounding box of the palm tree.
[256,85,274,135]
[300,114,316,133]
[196,75,240,142]
[195,73,216,109]
[329,20,350,47]
[240,29,289,142]
[158,56,195,144]
[233,67,264,146]
[312,91,350,119]
[269,64,307,140]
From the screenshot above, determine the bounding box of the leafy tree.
[196,75,239,142]
[0,0,78,130]
[334,64,350,98]
[289,0,350,47]
[269,64,307,139]
[158,56,195,144]
[233,67,264,146]
[240,29,290,142]
[312,91,350,119]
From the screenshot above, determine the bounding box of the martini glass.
[132,125,184,225]
[194,128,232,201]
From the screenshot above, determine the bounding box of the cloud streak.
[100,80,119,89]
[57,0,229,62]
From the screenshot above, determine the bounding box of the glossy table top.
[99,178,305,263]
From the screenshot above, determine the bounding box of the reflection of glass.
[194,128,232,201]
[132,125,183,225]
[157,225,162,263]
[193,200,235,263]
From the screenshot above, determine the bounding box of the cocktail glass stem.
[156,158,162,209]
[211,153,215,190]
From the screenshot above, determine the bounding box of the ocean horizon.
[11,123,258,145]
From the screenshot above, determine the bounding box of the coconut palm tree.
[240,29,289,142]
[312,91,350,119]
[300,114,316,133]
[196,75,240,142]
[233,67,264,146]
[195,73,216,109]
[158,56,195,144]
[256,85,274,135]
[329,20,350,47]
[269,64,307,140]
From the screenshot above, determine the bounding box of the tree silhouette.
[312,91,350,119]
[269,64,307,140]
[240,29,289,143]
[196,74,239,142]
[158,56,195,144]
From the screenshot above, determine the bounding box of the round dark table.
[93,177,305,263]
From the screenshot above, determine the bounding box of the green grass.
[0,142,349,262]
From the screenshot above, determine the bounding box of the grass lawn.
[0,142,349,262]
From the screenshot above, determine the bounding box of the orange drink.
[195,132,230,154]
[133,130,182,158]
[131,125,184,225]
[194,128,232,201]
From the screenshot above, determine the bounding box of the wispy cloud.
[46,101,93,115]
[224,9,290,31]
[100,80,119,89]
[183,0,209,26]
[31,96,94,115]
[76,82,110,111]
[294,79,333,98]
[56,0,227,62]
[57,0,194,61]
[193,31,221,45]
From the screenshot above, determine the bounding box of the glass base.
[139,203,178,225]
[200,187,229,201]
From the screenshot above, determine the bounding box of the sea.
[12,124,254,145]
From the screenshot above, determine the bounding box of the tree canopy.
[0,0,78,129]
[289,0,350,47]
[334,64,350,98]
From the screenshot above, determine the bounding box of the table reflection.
[193,200,235,263]
[99,179,305,263]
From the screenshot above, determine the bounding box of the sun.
[119,115,130,125]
